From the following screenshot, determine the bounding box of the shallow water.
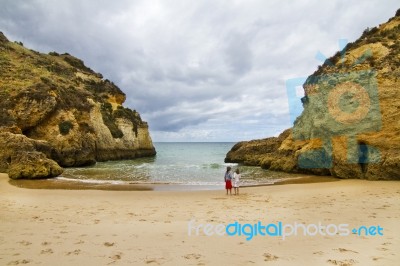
[61,142,300,187]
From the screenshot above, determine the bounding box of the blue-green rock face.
[292,70,381,169]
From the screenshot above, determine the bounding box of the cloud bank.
[1,0,398,141]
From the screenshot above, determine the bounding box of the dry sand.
[0,173,399,265]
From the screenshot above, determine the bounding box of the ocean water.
[60,142,293,187]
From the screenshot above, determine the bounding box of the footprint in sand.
[7,259,31,265]
[104,242,115,247]
[327,259,357,266]
[334,248,359,254]
[40,249,54,254]
[145,258,161,264]
[109,252,122,261]
[313,251,324,255]
[66,249,81,256]
[183,253,202,260]
[17,241,31,246]
[263,253,278,261]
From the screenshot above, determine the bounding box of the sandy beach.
[0,173,399,265]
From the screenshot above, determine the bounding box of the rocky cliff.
[0,32,156,179]
[226,10,400,180]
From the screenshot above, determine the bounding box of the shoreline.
[1,173,399,265]
[6,173,339,191]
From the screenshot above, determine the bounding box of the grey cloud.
[150,114,208,132]
[0,0,398,141]
[223,31,253,76]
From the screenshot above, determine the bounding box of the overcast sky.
[1,0,398,142]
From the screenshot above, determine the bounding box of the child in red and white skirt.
[224,166,233,195]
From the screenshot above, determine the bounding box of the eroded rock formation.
[226,10,400,180]
[0,32,156,179]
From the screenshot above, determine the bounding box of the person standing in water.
[224,166,233,195]
[233,168,241,195]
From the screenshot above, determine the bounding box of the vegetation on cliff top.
[0,31,145,137]
[0,31,155,178]
[311,9,400,78]
[225,9,400,180]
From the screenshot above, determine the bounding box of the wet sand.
[8,174,338,191]
[1,173,399,265]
